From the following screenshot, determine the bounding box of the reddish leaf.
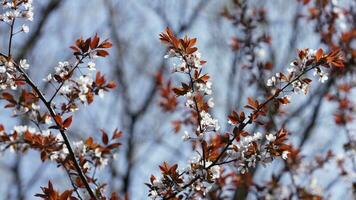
[40,151,47,161]
[186,47,197,54]
[2,92,14,101]
[96,50,109,57]
[99,40,113,48]
[59,190,73,200]
[172,87,187,96]
[96,72,105,85]
[63,116,73,128]
[90,34,100,49]
[23,131,32,141]
[54,115,62,126]
[112,130,123,139]
[107,142,122,149]
[69,45,80,53]
[85,137,94,146]
[315,48,323,62]
[101,129,109,145]
[247,97,258,109]
[106,81,117,89]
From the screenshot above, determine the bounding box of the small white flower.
[319,74,328,83]
[253,132,262,140]
[182,131,190,141]
[185,99,194,108]
[43,74,52,82]
[149,190,158,198]
[87,61,96,70]
[94,148,102,157]
[282,151,289,160]
[99,157,109,168]
[31,103,40,110]
[206,81,212,89]
[83,162,90,170]
[45,115,52,124]
[287,67,296,74]
[308,49,317,57]
[98,89,104,98]
[79,94,87,102]
[207,98,215,108]
[255,47,267,61]
[14,125,28,133]
[314,69,329,83]
[164,49,176,59]
[21,24,29,33]
[56,133,64,141]
[289,61,298,67]
[0,66,6,73]
[49,153,58,161]
[266,133,276,142]
[23,10,34,21]
[60,85,72,95]
[266,76,276,87]
[210,165,220,179]
[19,59,29,69]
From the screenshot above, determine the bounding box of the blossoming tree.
[0,0,355,199]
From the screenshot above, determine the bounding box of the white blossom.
[200,110,220,131]
[43,73,52,82]
[207,98,214,108]
[87,61,96,70]
[60,84,72,95]
[45,115,52,124]
[282,151,289,160]
[313,68,328,83]
[83,162,90,170]
[266,76,276,87]
[210,165,220,179]
[21,24,29,33]
[0,66,6,73]
[31,103,40,110]
[182,131,190,141]
[98,89,105,98]
[266,133,276,142]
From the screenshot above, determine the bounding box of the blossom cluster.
[147,159,222,199]
[0,57,19,90]
[161,31,219,136]
[230,130,290,174]
[44,60,103,105]
[0,0,33,32]
[0,123,122,176]
[0,57,30,90]
[42,35,115,113]
[0,4,121,197]
[148,127,291,199]
[148,26,346,199]
[149,28,292,199]
[266,49,321,94]
[266,48,342,97]
[51,131,121,169]
[1,90,54,128]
